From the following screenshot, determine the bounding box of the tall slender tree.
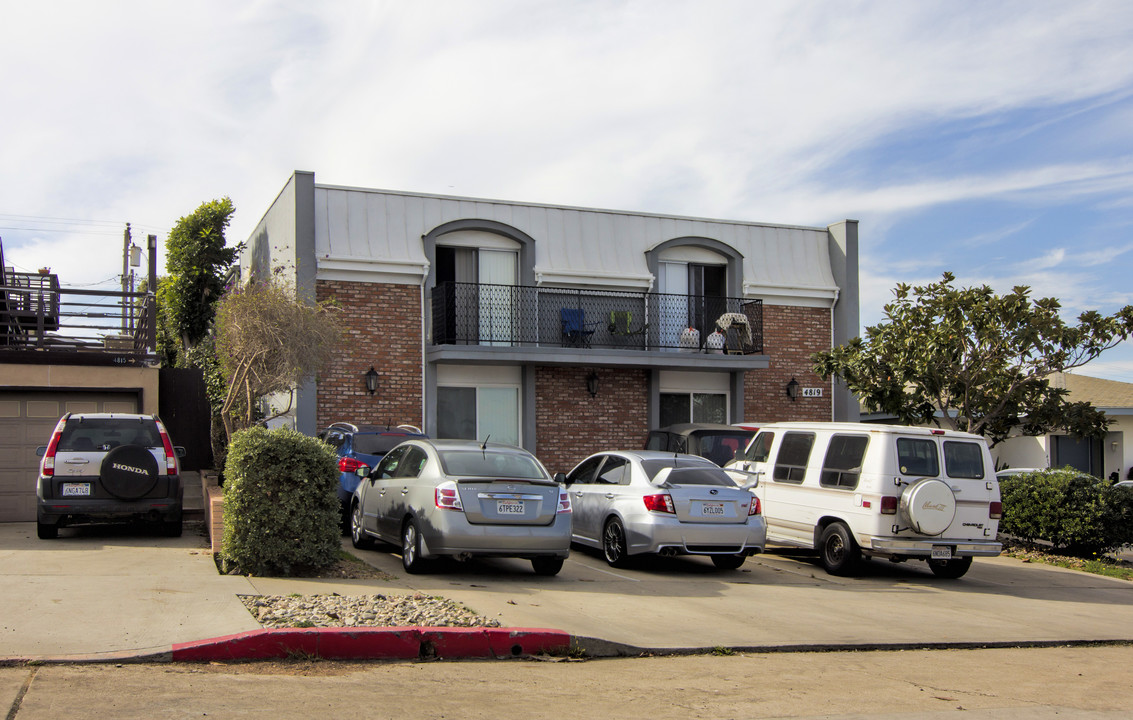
[164,197,238,353]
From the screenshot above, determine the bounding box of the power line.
[0,213,123,226]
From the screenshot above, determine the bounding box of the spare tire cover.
[899,478,956,536]
[100,445,159,500]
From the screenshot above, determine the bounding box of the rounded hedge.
[999,467,1133,557]
[221,426,340,576]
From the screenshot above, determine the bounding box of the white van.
[728,422,1001,578]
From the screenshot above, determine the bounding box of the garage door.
[0,391,139,522]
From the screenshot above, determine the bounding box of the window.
[396,447,429,478]
[1052,435,1103,476]
[437,450,544,479]
[437,385,519,446]
[660,392,727,425]
[376,446,408,479]
[773,432,815,483]
[567,456,603,485]
[820,435,869,489]
[596,456,629,485]
[944,441,985,479]
[739,432,775,463]
[896,438,939,477]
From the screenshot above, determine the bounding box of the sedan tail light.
[989,501,1003,520]
[748,496,761,516]
[338,457,369,474]
[643,493,675,514]
[557,488,572,514]
[435,481,464,511]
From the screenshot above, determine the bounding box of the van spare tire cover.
[100,445,159,500]
[899,478,956,536]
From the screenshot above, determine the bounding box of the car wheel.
[928,556,972,579]
[401,518,428,574]
[602,518,630,568]
[36,521,57,539]
[531,555,564,576]
[711,553,746,570]
[819,522,861,576]
[350,501,372,549]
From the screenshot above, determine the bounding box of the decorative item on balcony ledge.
[586,371,599,398]
[786,377,800,402]
[365,366,379,395]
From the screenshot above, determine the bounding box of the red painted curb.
[171,627,570,662]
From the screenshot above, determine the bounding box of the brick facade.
[745,305,833,423]
[535,366,650,475]
[315,280,423,430]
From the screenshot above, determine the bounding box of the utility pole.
[122,223,131,333]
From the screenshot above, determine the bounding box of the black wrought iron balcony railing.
[431,281,763,354]
[1,271,157,364]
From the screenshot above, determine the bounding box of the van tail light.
[338,457,369,474]
[557,488,572,514]
[989,501,1003,520]
[42,423,64,477]
[643,493,675,514]
[156,420,178,475]
[880,496,898,515]
[748,496,761,516]
[435,481,464,511]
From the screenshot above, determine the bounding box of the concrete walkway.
[3,515,1133,663]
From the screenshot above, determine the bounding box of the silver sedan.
[563,451,765,569]
[350,439,572,575]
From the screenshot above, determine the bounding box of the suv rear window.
[944,441,985,479]
[353,434,413,455]
[58,418,161,451]
[896,437,939,476]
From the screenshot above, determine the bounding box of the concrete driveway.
[3,520,1133,661]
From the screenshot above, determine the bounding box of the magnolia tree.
[214,279,343,440]
[813,273,1133,446]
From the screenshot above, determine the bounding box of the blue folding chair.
[560,308,597,347]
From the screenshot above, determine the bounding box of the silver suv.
[35,413,186,539]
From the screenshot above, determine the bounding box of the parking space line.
[570,560,641,582]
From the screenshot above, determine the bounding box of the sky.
[3,0,1133,381]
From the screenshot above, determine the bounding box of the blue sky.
[2,0,1133,380]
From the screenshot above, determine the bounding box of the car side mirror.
[554,472,568,486]
[36,446,47,457]
[175,446,187,458]
[356,466,371,479]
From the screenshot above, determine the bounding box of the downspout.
[829,288,840,422]
[420,264,429,431]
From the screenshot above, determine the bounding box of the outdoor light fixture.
[364,366,379,395]
[786,377,799,402]
[586,371,599,398]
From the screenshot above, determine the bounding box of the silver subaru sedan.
[350,438,572,575]
[564,451,765,569]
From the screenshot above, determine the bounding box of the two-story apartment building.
[242,171,860,472]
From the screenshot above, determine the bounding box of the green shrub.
[221,426,340,575]
[999,468,1133,557]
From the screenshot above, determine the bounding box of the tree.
[214,278,343,440]
[165,197,238,353]
[813,273,1133,446]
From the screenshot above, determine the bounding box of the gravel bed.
[240,593,502,629]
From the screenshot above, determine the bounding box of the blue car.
[318,422,426,533]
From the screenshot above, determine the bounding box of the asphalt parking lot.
[4,519,1133,661]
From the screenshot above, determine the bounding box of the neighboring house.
[994,372,1133,479]
[241,171,860,473]
[0,236,161,522]
[861,372,1132,479]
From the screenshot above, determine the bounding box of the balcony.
[431,282,762,355]
[1,270,157,366]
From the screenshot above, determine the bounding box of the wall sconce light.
[364,366,379,395]
[586,371,599,398]
[786,377,799,402]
